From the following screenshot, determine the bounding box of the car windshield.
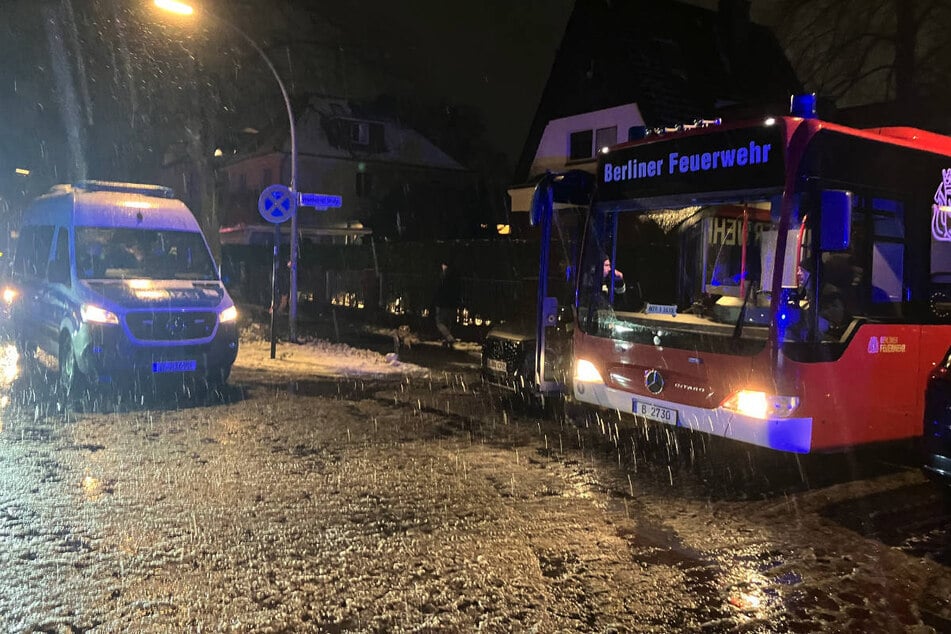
[75,227,217,281]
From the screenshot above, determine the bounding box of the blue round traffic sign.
[258,184,297,224]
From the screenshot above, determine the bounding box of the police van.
[6,181,239,397]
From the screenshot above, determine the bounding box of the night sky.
[309,0,781,165]
[312,0,574,165]
[3,0,928,208]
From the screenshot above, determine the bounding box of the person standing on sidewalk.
[433,260,460,348]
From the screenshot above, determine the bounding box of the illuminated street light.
[154,0,301,342]
[14,168,30,176]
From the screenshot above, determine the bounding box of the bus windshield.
[577,197,803,348]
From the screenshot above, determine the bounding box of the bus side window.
[868,197,905,312]
[871,242,904,303]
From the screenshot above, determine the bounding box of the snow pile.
[235,333,429,378]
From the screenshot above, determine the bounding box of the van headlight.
[2,287,18,306]
[219,305,238,323]
[81,304,119,325]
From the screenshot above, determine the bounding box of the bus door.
[530,171,592,392]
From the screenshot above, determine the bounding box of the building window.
[356,172,373,197]
[595,126,618,153]
[351,122,370,145]
[569,130,593,160]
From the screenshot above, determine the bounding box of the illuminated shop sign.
[596,126,785,203]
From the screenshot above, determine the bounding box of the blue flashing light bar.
[790,93,817,119]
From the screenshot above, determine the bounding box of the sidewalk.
[235,305,482,378]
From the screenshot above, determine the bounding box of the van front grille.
[125,311,216,341]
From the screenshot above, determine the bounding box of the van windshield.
[76,227,218,281]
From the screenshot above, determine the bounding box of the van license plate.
[632,400,678,425]
[487,358,507,373]
[152,360,197,373]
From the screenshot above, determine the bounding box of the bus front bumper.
[573,380,813,453]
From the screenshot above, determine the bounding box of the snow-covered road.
[0,337,949,632]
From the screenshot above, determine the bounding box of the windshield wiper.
[732,281,755,339]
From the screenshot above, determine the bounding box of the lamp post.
[154,0,301,344]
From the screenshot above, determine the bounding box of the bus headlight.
[574,359,604,384]
[81,304,119,325]
[721,390,800,419]
[219,305,238,323]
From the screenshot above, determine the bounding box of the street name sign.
[299,192,343,210]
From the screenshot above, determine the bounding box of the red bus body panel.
[574,324,951,451]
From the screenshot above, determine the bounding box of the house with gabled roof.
[507,0,800,229]
[212,95,477,243]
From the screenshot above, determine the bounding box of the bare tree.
[775,0,951,112]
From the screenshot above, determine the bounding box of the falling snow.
[0,330,949,632]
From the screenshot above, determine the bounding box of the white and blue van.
[6,180,239,396]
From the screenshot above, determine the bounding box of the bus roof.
[612,116,951,157]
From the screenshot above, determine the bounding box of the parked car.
[923,348,951,486]
[5,180,239,398]
[481,320,537,394]
[481,308,573,398]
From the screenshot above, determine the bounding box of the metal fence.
[223,238,544,329]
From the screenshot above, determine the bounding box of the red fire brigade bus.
[521,101,951,453]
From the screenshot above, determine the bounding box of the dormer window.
[351,122,370,145]
[569,126,618,161]
[322,114,386,152]
[569,130,594,160]
[595,126,617,153]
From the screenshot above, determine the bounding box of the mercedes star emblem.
[644,369,665,394]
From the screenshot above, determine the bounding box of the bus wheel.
[562,399,593,429]
[58,335,87,405]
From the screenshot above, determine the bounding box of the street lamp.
[154,0,302,344]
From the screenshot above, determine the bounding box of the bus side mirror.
[531,170,594,225]
[530,176,553,227]
[820,190,852,251]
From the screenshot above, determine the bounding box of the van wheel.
[58,335,87,403]
[205,364,231,390]
[15,337,35,361]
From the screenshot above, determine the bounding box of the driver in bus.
[602,258,626,306]
[794,254,852,341]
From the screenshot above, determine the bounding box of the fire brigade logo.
[645,369,665,394]
[932,168,951,242]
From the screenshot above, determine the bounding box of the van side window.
[14,225,55,280]
[49,229,71,286]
